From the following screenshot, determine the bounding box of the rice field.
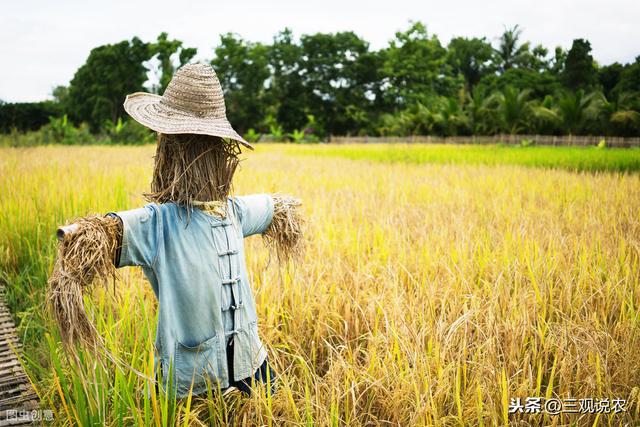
[0,143,639,425]
[289,143,640,173]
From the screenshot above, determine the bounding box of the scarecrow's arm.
[262,194,304,263]
[47,215,122,348]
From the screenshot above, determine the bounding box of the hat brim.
[123,92,254,150]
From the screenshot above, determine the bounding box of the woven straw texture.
[124,63,253,149]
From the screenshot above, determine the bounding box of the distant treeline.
[1,23,639,140]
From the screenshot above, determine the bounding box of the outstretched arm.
[233,193,305,264]
[47,214,122,348]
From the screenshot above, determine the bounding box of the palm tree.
[490,86,535,134]
[410,102,439,135]
[495,25,531,72]
[489,86,559,134]
[378,103,438,136]
[554,90,604,134]
[602,92,640,136]
[465,86,498,134]
[433,97,469,136]
[531,95,561,134]
[378,111,411,136]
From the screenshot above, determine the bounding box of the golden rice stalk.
[46,215,121,349]
[263,194,304,264]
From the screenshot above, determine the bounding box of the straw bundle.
[263,195,305,263]
[47,215,121,348]
[145,133,241,212]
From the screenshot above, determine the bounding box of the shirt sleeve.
[106,204,160,268]
[231,194,274,237]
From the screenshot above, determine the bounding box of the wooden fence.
[329,134,640,148]
[0,285,39,425]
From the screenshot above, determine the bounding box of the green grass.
[287,143,640,173]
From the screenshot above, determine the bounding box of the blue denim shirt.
[109,194,274,397]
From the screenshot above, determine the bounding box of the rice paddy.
[0,143,639,425]
[290,143,640,173]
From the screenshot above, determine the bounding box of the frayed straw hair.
[47,215,120,348]
[145,133,242,210]
[263,194,305,263]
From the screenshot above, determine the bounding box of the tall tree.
[526,44,551,71]
[495,25,531,72]
[66,37,151,130]
[598,62,624,99]
[267,29,308,133]
[549,47,567,74]
[150,32,197,93]
[380,22,458,108]
[613,56,640,95]
[562,39,596,91]
[299,31,378,135]
[211,33,271,134]
[51,86,69,106]
[479,67,561,99]
[447,37,495,92]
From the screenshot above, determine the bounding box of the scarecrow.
[47,63,303,397]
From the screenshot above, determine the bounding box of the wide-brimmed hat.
[123,63,253,149]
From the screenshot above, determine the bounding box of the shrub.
[41,115,92,145]
[244,128,262,143]
[103,118,154,145]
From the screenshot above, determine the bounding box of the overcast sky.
[1,0,638,102]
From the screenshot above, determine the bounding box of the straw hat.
[123,63,253,149]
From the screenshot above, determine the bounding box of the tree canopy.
[66,37,151,131]
[2,23,639,138]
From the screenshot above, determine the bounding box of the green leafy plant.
[520,138,535,147]
[244,128,262,143]
[288,129,305,143]
[103,118,155,145]
[42,115,91,145]
[268,124,285,141]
